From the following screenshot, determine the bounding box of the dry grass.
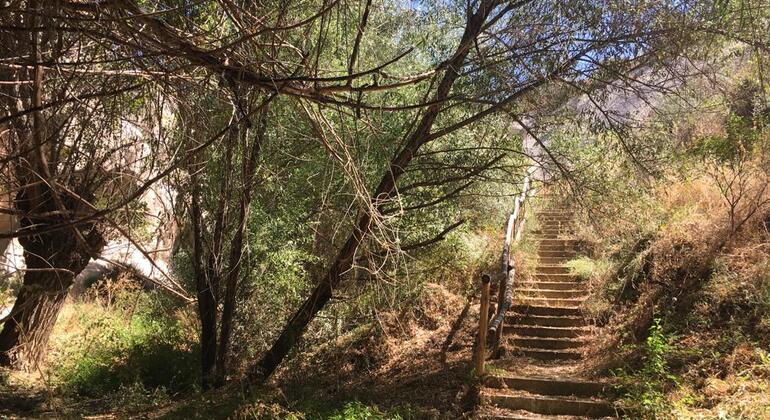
[278,282,477,418]
[572,169,770,416]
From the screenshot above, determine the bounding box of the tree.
[0,0,152,369]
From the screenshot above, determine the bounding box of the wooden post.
[475,274,491,376]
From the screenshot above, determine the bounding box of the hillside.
[1,1,770,419]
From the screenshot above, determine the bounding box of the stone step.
[509,314,587,327]
[511,305,582,317]
[485,375,612,398]
[515,347,583,361]
[533,273,578,282]
[517,281,585,290]
[519,297,585,308]
[510,336,587,350]
[536,266,570,275]
[506,325,589,338]
[518,289,587,299]
[482,390,615,417]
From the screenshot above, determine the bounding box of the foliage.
[614,319,678,418]
[324,401,406,420]
[566,256,616,316]
[2,0,770,416]
[49,283,198,402]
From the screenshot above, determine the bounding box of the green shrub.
[614,319,679,419]
[50,287,198,402]
[565,257,611,280]
[324,402,406,420]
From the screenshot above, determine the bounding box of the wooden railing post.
[472,165,536,375]
[475,274,491,376]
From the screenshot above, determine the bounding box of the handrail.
[473,166,536,370]
[489,172,533,334]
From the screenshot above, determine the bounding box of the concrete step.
[518,281,585,290]
[536,266,570,275]
[533,273,578,282]
[515,347,583,361]
[509,314,587,328]
[537,250,577,258]
[511,305,582,317]
[510,336,587,350]
[539,256,574,265]
[482,390,615,417]
[506,325,589,338]
[519,297,585,307]
[485,375,612,398]
[518,289,588,299]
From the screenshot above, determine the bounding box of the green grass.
[49,287,199,405]
[565,257,612,280]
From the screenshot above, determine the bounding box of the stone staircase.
[478,208,617,419]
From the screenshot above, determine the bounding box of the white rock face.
[1,106,183,296]
[97,182,178,285]
[0,182,179,297]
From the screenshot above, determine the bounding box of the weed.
[49,284,198,404]
[324,401,410,420]
[565,257,615,317]
[614,319,679,419]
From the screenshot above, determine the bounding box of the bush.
[614,319,679,419]
[325,401,410,420]
[566,256,615,317]
[50,283,198,402]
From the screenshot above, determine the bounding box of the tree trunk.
[0,195,103,370]
[0,274,71,370]
[216,106,267,383]
[0,0,104,370]
[250,0,497,382]
[188,148,219,388]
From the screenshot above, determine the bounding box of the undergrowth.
[48,279,198,407]
[613,319,679,418]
